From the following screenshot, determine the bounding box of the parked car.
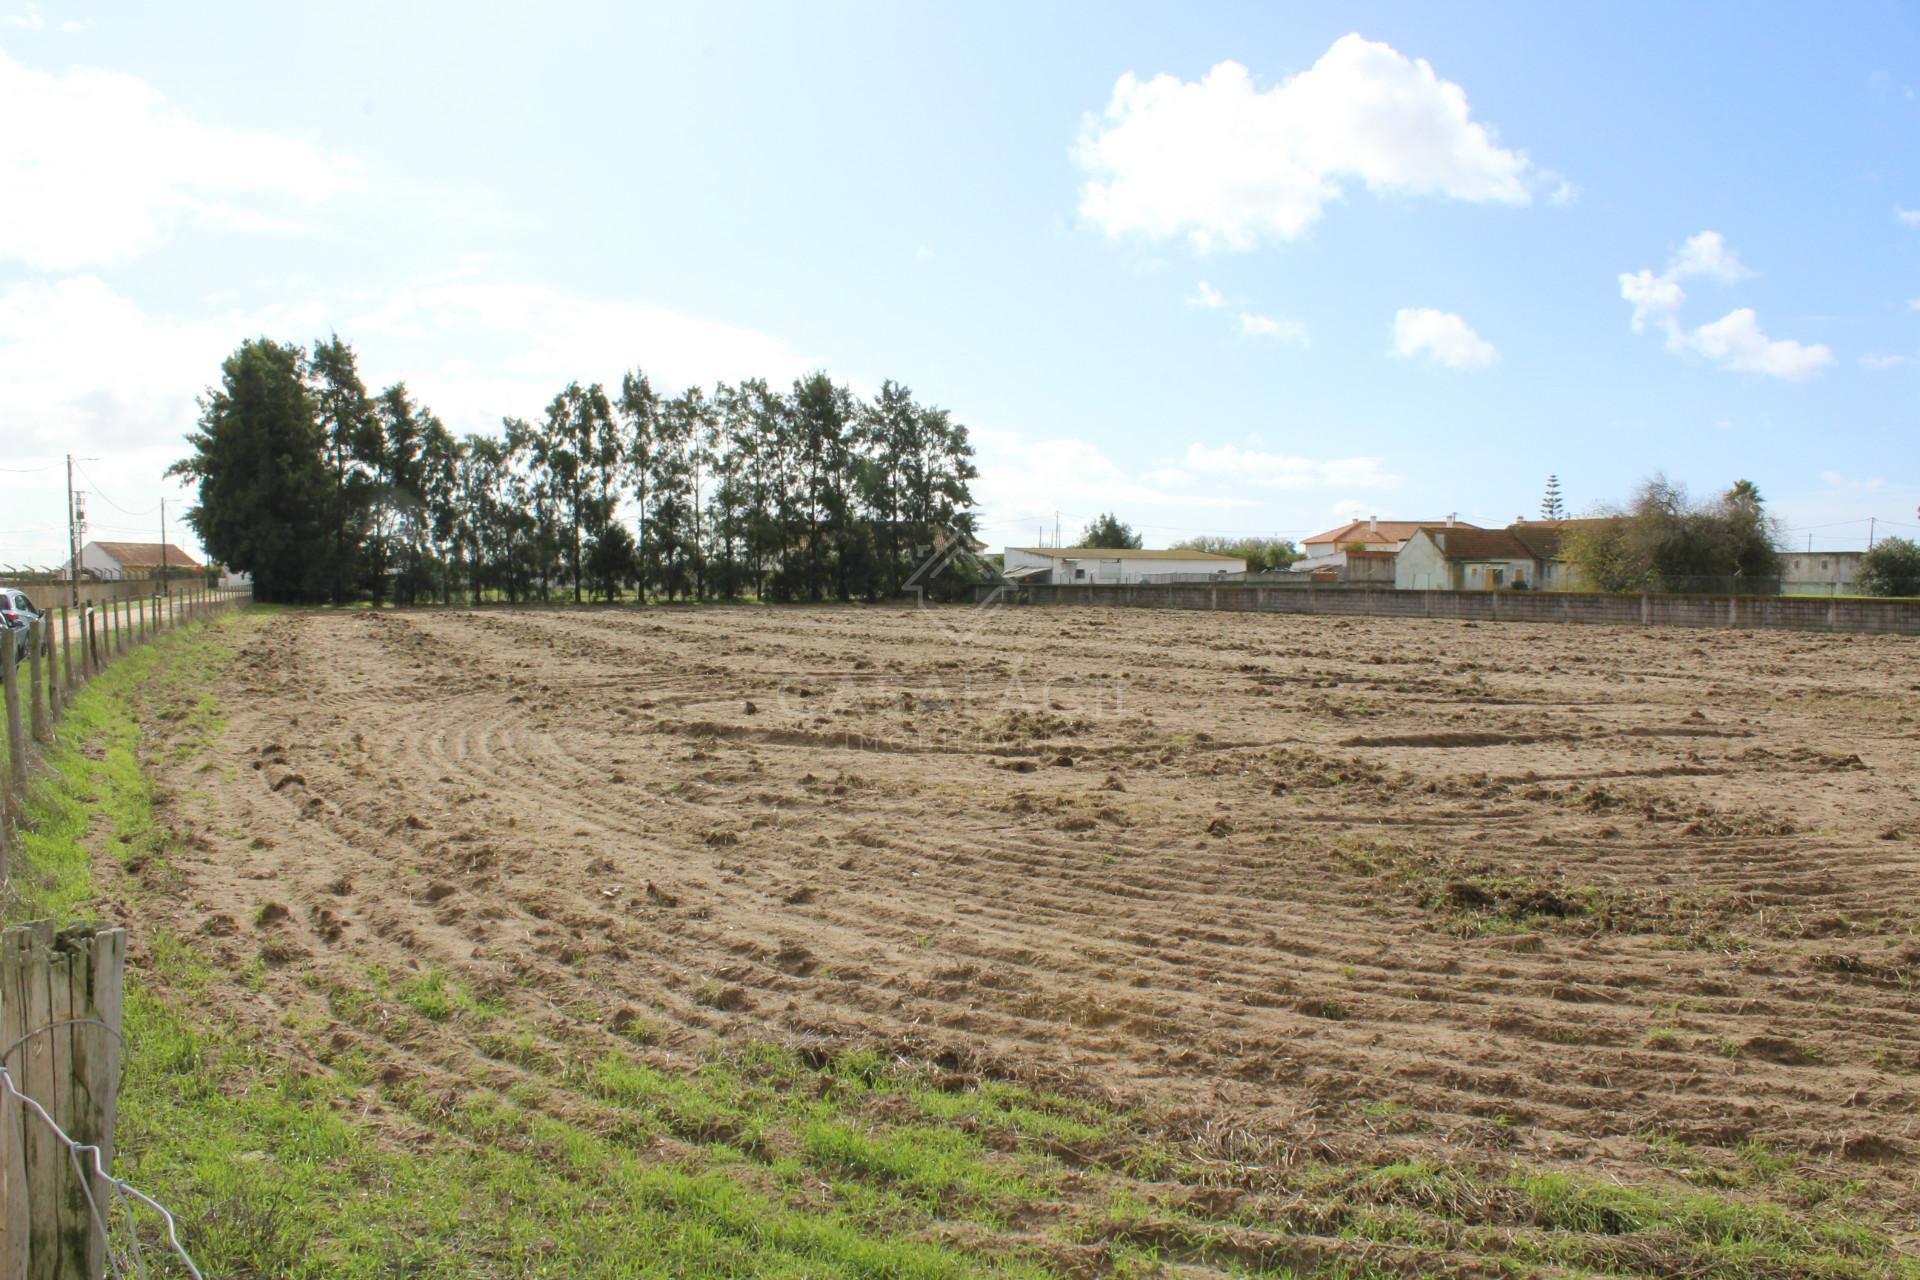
[0,587,48,662]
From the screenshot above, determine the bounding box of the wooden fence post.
[27,622,46,747]
[3,629,22,806]
[0,921,127,1280]
[56,612,69,715]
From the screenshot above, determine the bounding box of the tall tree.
[1541,475,1566,521]
[1080,513,1143,550]
[309,335,374,602]
[170,339,332,602]
[617,370,661,600]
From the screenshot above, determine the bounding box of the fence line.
[0,589,246,1276]
[2,586,252,866]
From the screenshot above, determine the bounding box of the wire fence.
[1,1053,204,1278]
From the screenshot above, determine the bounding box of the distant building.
[1394,527,1539,591]
[1781,551,1863,597]
[1395,520,1608,591]
[1296,515,1477,576]
[75,541,203,581]
[1002,547,1246,585]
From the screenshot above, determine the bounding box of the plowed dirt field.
[129,604,1920,1272]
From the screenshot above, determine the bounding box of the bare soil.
[128,605,1920,1236]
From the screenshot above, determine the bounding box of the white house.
[1295,516,1476,575]
[1394,521,1606,591]
[1002,547,1246,584]
[1394,527,1539,591]
[1781,551,1863,596]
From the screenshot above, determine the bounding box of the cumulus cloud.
[1668,230,1751,283]
[1237,311,1309,344]
[0,47,362,269]
[1182,443,1400,490]
[1075,34,1536,251]
[1682,309,1833,381]
[1391,307,1497,369]
[0,275,339,564]
[348,279,819,428]
[1186,280,1225,308]
[1618,231,1831,380]
[968,429,1256,545]
[0,271,824,563]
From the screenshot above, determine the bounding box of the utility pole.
[1868,517,1876,550]
[159,498,169,599]
[65,454,81,611]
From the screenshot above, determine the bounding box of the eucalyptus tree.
[309,335,375,601]
[617,370,661,597]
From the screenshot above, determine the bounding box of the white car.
[0,586,47,663]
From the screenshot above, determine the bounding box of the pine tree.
[1541,475,1567,521]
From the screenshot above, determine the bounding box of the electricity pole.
[160,498,169,599]
[1868,517,1876,550]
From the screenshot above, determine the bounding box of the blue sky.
[3,0,1917,565]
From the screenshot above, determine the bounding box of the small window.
[1074,568,1086,581]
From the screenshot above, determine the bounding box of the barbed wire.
[0,1058,205,1278]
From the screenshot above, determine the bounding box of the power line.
[72,464,163,517]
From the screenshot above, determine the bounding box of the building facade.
[1002,547,1246,584]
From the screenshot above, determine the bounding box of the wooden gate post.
[0,922,127,1280]
[26,622,46,746]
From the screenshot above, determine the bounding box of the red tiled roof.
[1424,528,1534,561]
[1303,519,1480,546]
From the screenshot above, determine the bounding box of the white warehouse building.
[1002,547,1246,585]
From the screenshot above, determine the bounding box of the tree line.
[171,337,981,605]
[1560,474,1781,592]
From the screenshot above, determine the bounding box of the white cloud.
[0,47,362,269]
[1237,311,1309,344]
[1683,308,1833,381]
[1669,230,1750,283]
[1617,230,1753,335]
[1860,351,1916,370]
[1619,268,1686,334]
[1618,232,1830,380]
[2,9,45,28]
[1390,307,1497,369]
[0,272,824,564]
[1183,443,1400,490]
[0,275,336,564]
[1820,470,1886,492]
[1075,33,1535,251]
[1897,207,1920,227]
[1186,280,1225,309]
[968,428,1256,544]
[348,279,820,429]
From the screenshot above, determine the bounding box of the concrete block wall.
[1010,583,1920,636]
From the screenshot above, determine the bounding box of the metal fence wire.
[1,1049,204,1279]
